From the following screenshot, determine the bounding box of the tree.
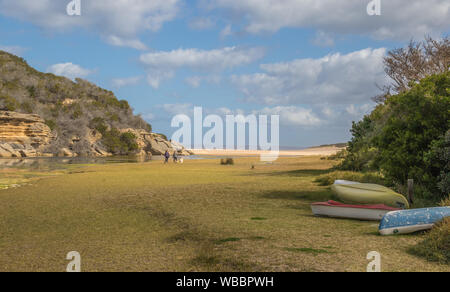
[374,36,449,103]
[373,73,450,198]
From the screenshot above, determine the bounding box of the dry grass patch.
[0,156,448,271]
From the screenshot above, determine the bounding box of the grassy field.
[0,156,448,272]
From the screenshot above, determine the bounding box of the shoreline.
[190,146,345,157]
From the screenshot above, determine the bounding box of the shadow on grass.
[260,190,336,202]
[248,169,332,178]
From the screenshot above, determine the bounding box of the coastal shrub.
[373,73,449,199]
[101,128,138,155]
[70,103,83,119]
[120,131,139,152]
[425,130,450,196]
[20,101,34,113]
[221,158,235,165]
[326,149,348,161]
[409,218,450,265]
[89,117,108,134]
[339,72,450,202]
[0,95,19,111]
[45,119,57,131]
[314,171,385,186]
[26,85,37,98]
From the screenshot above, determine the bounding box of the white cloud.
[112,76,142,88]
[231,48,388,105]
[185,75,222,88]
[155,103,322,127]
[140,46,264,88]
[220,24,233,39]
[0,0,180,49]
[346,104,373,117]
[256,106,322,126]
[189,17,216,30]
[208,0,450,40]
[0,45,27,56]
[311,31,335,47]
[47,63,93,80]
[158,103,195,116]
[185,76,202,88]
[105,36,148,51]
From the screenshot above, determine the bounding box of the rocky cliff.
[0,111,191,158]
[0,50,192,158]
[0,111,53,157]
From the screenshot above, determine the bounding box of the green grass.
[216,238,241,244]
[314,170,386,186]
[0,156,448,272]
[284,247,332,255]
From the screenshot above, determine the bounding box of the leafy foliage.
[101,128,139,155]
[0,95,19,111]
[339,72,450,202]
[373,73,449,197]
[425,130,450,195]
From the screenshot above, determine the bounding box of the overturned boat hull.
[311,201,400,221]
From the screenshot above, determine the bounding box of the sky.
[0,0,449,148]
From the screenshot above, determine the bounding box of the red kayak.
[311,201,400,221]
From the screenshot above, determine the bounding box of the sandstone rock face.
[0,111,53,157]
[0,111,190,158]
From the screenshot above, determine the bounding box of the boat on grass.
[331,181,409,209]
[379,207,450,235]
[311,200,400,221]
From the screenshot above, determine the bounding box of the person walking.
[164,150,170,164]
[173,151,178,163]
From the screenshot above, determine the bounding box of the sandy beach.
[190,145,345,157]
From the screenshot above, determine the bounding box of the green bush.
[101,128,138,155]
[374,73,449,198]
[220,158,235,165]
[120,131,139,152]
[0,95,18,111]
[20,101,33,113]
[425,130,450,196]
[26,85,37,98]
[45,119,57,131]
[339,72,450,202]
[89,117,108,134]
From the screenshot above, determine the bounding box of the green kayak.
[331,183,409,209]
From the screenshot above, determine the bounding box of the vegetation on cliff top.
[0,50,151,155]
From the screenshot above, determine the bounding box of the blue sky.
[0,0,449,148]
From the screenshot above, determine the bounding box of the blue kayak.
[379,207,450,235]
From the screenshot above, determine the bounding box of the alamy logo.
[171,107,280,162]
[67,0,81,16]
[367,251,381,272]
[66,251,81,272]
[367,0,381,16]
